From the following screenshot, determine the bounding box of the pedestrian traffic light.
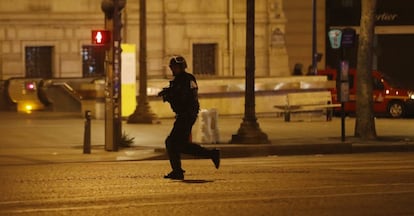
[91,30,111,45]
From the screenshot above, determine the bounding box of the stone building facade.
[0,0,323,80]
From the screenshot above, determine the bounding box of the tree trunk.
[354,0,377,140]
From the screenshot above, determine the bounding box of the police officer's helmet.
[169,55,187,69]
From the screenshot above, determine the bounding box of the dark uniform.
[159,56,220,180]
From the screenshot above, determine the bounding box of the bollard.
[83,110,91,154]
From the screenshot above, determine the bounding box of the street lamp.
[230,0,269,144]
[127,0,158,124]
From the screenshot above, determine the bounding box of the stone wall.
[283,0,326,75]
[0,0,290,79]
[0,0,103,79]
[142,75,333,118]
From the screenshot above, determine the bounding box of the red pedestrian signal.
[91,30,111,45]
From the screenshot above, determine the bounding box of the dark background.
[325,0,414,89]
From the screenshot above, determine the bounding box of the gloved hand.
[158,87,171,102]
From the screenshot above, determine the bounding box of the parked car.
[319,68,414,118]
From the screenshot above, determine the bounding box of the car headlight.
[409,91,414,100]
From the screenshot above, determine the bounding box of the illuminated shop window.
[82,45,105,77]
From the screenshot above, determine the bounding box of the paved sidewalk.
[0,112,413,165]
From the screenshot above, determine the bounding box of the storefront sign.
[341,28,356,48]
[328,29,342,49]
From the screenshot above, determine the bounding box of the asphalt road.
[1,152,414,216]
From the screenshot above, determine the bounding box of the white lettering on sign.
[376,13,398,22]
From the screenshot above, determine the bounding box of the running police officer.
[158,55,220,180]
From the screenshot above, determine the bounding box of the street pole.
[311,0,317,75]
[230,0,269,144]
[101,0,125,151]
[127,0,158,124]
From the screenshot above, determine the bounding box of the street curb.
[351,143,414,153]
[145,141,414,160]
[149,142,353,160]
[3,142,414,165]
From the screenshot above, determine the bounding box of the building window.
[192,43,217,76]
[25,46,53,78]
[82,45,105,77]
[373,77,384,90]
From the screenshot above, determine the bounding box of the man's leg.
[181,142,220,169]
[165,136,183,173]
[164,116,188,179]
[181,142,211,157]
[180,114,221,169]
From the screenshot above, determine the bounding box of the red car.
[319,68,414,118]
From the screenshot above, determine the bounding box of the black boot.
[164,170,185,180]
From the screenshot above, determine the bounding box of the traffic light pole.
[101,0,125,151]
